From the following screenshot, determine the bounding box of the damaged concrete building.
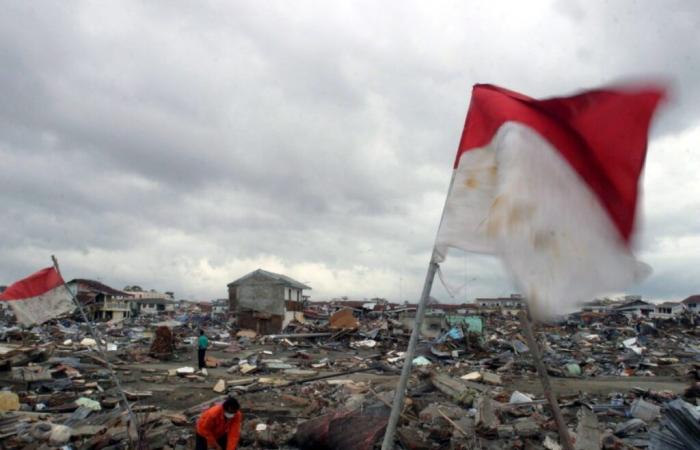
[475,294,525,314]
[682,294,700,314]
[66,279,133,322]
[227,269,311,334]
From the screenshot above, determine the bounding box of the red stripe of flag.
[0,267,65,301]
[455,83,664,244]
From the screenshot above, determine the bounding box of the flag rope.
[436,265,468,299]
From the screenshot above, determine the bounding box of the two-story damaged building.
[612,298,655,319]
[651,301,685,319]
[133,298,175,316]
[227,269,310,334]
[120,288,175,317]
[211,298,229,318]
[67,279,132,322]
[682,295,700,315]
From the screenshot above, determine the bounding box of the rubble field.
[1,309,699,449]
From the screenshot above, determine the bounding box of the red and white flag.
[434,83,664,318]
[0,267,75,326]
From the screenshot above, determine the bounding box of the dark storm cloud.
[1,1,699,301]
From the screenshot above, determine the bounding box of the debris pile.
[149,326,175,359]
[1,299,699,449]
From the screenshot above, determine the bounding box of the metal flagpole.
[381,255,439,450]
[51,256,138,446]
[518,309,574,450]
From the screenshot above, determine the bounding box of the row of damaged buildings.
[580,295,700,320]
[224,268,700,335]
[45,279,178,322]
[224,269,526,335]
[9,266,696,331]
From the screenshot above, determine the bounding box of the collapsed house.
[227,269,310,334]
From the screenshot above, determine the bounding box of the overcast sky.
[1,1,699,303]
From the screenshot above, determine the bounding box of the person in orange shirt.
[195,396,243,450]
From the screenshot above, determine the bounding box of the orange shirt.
[196,403,242,450]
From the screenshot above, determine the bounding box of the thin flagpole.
[381,257,439,450]
[518,309,574,450]
[51,256,138,446]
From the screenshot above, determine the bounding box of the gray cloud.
[1,1,699,302]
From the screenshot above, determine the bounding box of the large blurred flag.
[0,267,75,326]
[434,83,664,318]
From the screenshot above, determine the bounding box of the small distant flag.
[434,83,665,317]
[0,267,75,326]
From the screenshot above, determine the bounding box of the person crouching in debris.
[196,395,242,450]
[198,329,209,375]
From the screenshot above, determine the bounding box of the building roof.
[68,279,130,297]
[429,303,478,311]
[308,300,331,306]
[135,298,174,305]
[227,269,311,290]
[656,302,682,308]
[681,295,700,305]
[476,297,525,303]
[582,298,616,306]
[612,299,653,310]
[330,300,366,309]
